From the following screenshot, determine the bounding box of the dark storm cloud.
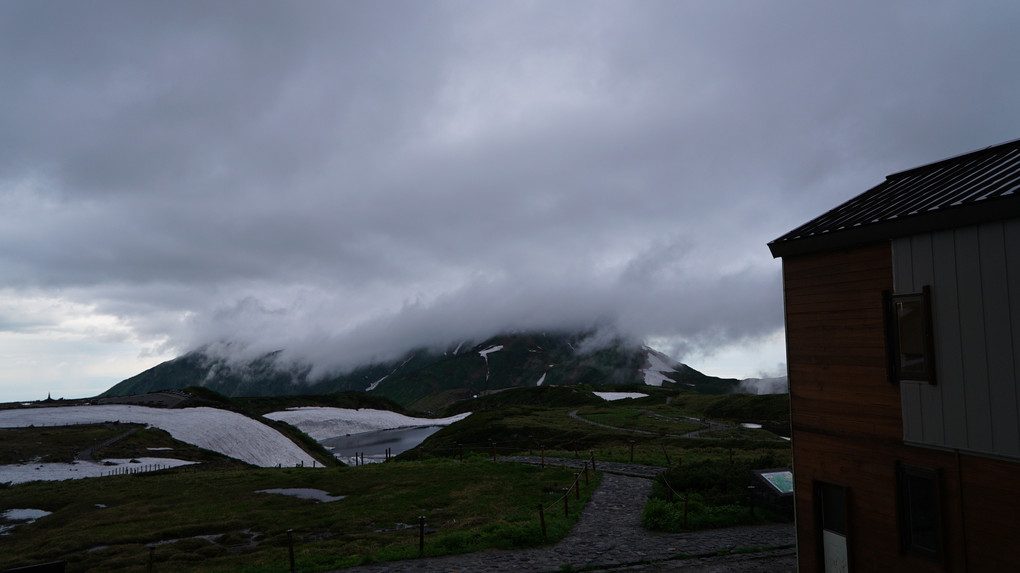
[2,0,1020,394]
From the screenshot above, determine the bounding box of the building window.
[897,464,941,560]
[815,481,851,572]
[886,286,936,384]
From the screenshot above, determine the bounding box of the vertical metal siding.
[1006,220,1020,457]
[954,227,995,451]
[931,231,968,450]
[980,224,1020,457]
[894,220,1020,459]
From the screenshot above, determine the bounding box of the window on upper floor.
[885,286,936,384]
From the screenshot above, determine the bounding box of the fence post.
[583,461,589,484]
[683,492,689,529]
[538,503,547,537]
[660,443,671,467]
[629,440,635,463]
[490,440,496,462]
[287,529,295,573]
[589,450,596,472]
[418,515,426,556]
[541,445,545,468]
[574,474,580,499]
[563,488,569,517]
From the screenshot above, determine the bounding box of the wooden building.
[768,139,1020,572]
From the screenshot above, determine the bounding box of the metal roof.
[769,138,1020,258]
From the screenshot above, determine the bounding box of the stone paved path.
[331,459,796,572]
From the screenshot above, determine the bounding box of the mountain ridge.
[103,331,786,410]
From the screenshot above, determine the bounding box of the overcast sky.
[3,1,1020,401]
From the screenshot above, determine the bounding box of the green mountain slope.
[103,331,753,409]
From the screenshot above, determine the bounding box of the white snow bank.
[478,345,503,358]
[0,406,317,468]
[594,392,648,401]
[0,457,196,485]
[265,408,471,441]
[642,352,676,387]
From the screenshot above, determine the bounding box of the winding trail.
[333,458,795,573]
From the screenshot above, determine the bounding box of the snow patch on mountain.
[594,392,648,401]
[264,408,471,441]
[478,345,503,358]
[366,353,419,392]
[0,406,317,468]
[478,345,503,381]
[642,349,677,386]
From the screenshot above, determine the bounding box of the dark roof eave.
[768,194,1020,258]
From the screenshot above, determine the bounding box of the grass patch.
[0,459,598,572]
[0,424,146,465]
[642,450,792,532]
[574,406,703,435]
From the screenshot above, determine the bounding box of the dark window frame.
[896,463,943,561]
[884,285,937,384]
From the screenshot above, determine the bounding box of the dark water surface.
[321,426,442,462]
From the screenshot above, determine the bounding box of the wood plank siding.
[785,241,1020,572]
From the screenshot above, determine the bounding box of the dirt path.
[75,426,142,461]
[334,458,795,572]
[567,409,731,439]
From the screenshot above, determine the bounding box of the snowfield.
[264,408,472,441]
[0,406,318,468]
[0,458,196,485]
[642,351,676,386]
[594,392,648,401]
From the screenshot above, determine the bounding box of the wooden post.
[541,445,545,468]
[589,450,596,471]
[583,461,589,485]
[683,493,689,529]
[418,515,426,556]
[563,488,569,517]
[490,440,496,462]
[574,474,580,499]
[287,529,295,573]
[629,440,635,463]
[538,503,547,537]
[660,443,671,467]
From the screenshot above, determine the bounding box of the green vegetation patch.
[0,459,597,572]
[642,450,792,531]
[0,424,146,465]
[574,405,703,435]
[667,391,790,423]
